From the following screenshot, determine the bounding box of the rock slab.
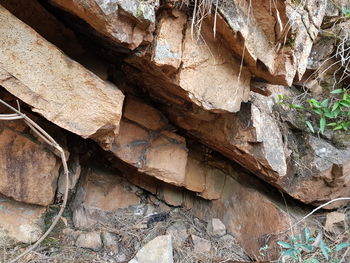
[130,235,173,263]
[0,6,124,145]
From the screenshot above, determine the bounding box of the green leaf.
[305,121,315,133]
[277,241,293,249]
[320,239,330,260]
[327,122,337,127]
[305,258,321,263]
[282,248,298,258]
[300,244,313,252]
[331,89,344,94]
[332,102,340,112]
[290,104,304,109]
[334,125,343,131]
[305,228,311,242]
[335,242,350,251]
[321,99,329,108]
[313,108,322,115]
[340,101,350,107]
[308,98,321,108]
[320,117,326,133]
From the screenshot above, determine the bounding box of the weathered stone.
[188,173,295,257]
[207,218,226,237]
[131,235,173,263]
[72,167,140,228]
[216,0,327,85]
[162,93,287,183]
[101,231,119,253]
[0,6,124,145]
[0,195,46,245]
[75,231,103,251]
[107,96,188,186]
[285,134,350,208]
[166,222,188,248]
[0,121,60,206]
[49,0,159,50]
[124,12,251,114]
[0,0,84,57]
[191,235,211,254]
[151,9,187,73]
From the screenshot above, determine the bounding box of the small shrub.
[278,88,350,134]
[276,228,350,263]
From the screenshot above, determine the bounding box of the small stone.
[101,232,119,253]
[192,235,211,254]
[207,218,226,237]
[115,253,127,262]
[166,222,188,248]
[75,231,102,251]
[131,235,173,263]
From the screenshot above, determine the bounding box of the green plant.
[342,7,350,18]
[278,88,350,134]
[277,228,350,263]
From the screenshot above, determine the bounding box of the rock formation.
[0,0,349,261]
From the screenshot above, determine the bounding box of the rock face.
[49,0,159,50]
[131,235,173,263]
[124,14,251,114]
[0,195,46,245]
[71,166,140,228]
[107,97,188,186]
[0,6,124,145]
[0,121,60,206]
[215,0,327,85]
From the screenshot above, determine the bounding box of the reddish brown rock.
[124,11,251,114]
[105,97,188,187]
[0,121,60,206]
[72,166,141,228]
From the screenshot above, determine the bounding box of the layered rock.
[0,6,124,145]
[0,121,60,206]
[105,96,188,186]
[213,0,327,85]
[124,11,251,113]
[49,0,159,50]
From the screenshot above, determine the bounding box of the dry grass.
[0,203,250,263]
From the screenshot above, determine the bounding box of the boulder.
[49,0,159,50]
[0,121,60,206]
[130,235,173,263]
[0,195,46,245]
[0,6,124,146]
